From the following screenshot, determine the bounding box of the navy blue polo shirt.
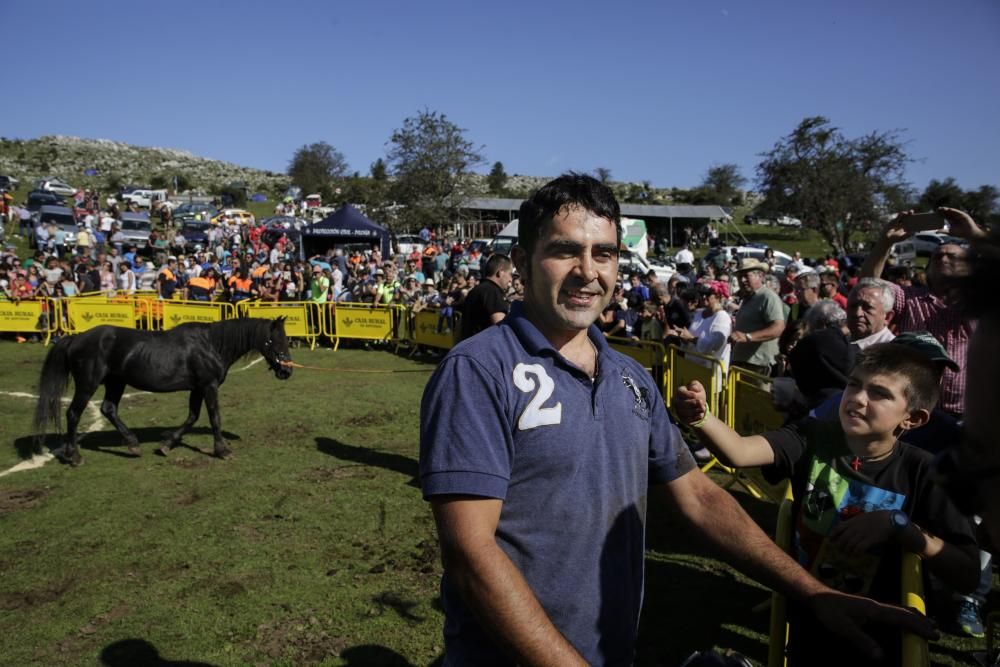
[420,302,695,666]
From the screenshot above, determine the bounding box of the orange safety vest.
[228,276,253,292]
[188,276,212,290]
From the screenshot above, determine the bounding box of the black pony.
[34,317,293,465]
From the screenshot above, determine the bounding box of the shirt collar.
[505,301,609,359]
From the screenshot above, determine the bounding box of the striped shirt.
[887,283,974,416]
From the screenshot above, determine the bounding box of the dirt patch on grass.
[342,411,398,428]
[169,456,212,470]
[299,465,377,483]
[0,575,76,611]
[247,614,349,663]
[0,486,50,515]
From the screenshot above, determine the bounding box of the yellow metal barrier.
[767,485,794,667]
[666,345,722,414]
[0,298,57,344]
[62,297,138,334]
[410,308,460,350]
[161,299,234,330]
[329,302,397,351]
[238,300,320,349]
[718,366,788,501]
[606,338,667,394]
[901,552,929,666]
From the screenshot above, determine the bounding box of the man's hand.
[939,206,987,242]
[880,211,914,243]
[672,381,707,425]
[808,590,938,661]
[828,510,895,557]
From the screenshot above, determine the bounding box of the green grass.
[0,342,988,666]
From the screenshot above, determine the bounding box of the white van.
[889,241,916,266]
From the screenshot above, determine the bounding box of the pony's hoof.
[155,445,171,457]
[127,445,141,456]
[214,448,233,460]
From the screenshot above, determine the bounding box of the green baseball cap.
[892,331,960,371]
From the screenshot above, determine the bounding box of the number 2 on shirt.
[512,363,562,430]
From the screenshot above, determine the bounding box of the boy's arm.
[672,381,775,468]
[830,511,980,594]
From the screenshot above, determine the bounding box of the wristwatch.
[745,332,753,342]
[888,509,909,537]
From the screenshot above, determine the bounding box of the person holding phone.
[860,208,986,419]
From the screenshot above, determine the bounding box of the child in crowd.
[672,342,978,666]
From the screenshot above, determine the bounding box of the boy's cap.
[892,331,960,371]
[735,258,769,273]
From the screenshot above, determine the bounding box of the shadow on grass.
[315,437,419,487]
[340,644,417,666]
[100,638,215,666]
[15,426,242,460]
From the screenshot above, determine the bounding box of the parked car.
[888,241,917,265]
[910,231,964,257]
[33,178,76,197]
[173,203,218,224]
[31,205,77,249]
[121,189,168,208]
[0,174,18,191]
[118,212,153,250]
[395,234,425,257]
[25,190,65,212]
[775,215,803,227]
[619,248,675,284]
[178,221,211,250]
[702,245,795,272]
[211,208,255,225]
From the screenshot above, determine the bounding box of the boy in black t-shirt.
[672,343,978,665]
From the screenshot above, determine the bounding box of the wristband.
[745,332,753,342]
[689,408,711,429]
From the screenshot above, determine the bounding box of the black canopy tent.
[301,204,391,258]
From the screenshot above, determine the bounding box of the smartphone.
[902,211,947,233]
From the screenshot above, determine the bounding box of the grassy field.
[0,341,987,666]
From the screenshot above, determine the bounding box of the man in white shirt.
[846,277,896,350]
[674,244,695,266]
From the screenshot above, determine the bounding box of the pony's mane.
[208,318,272,366]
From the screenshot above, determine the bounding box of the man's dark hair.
[517,172,621,257]
[484,253,512,277]
[852,343,941,413]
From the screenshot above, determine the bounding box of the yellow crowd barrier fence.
[606,338,667,394]
[0,298,58,344]
[328,302,400,351]
[238,300,321,349]
[408,308,461,351]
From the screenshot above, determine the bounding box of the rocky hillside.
[0,135,289,193]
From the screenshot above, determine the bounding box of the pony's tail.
[33,337,72,453]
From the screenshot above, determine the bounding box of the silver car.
[118,213,153,249]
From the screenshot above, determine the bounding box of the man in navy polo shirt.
[419,173,934,666]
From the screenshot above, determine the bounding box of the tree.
[487,161,508,195]
[386,109,484,230]
[699,163,747,206]
[287,142,349,200]
[963,184,999,223]
[918,178,965,210]
[594,167,612,184]
[756,116,910,254]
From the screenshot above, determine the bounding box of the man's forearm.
[444,542,587,666]
[667,472,826,602]
[747,319,785,343]
[860,237,894,279]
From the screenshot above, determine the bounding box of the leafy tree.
[918,178,965,210]
[756,116,910,254]
[594,167,612,184]
[288,142,349,200]
[386,109,484,230]
[699,163,746,206]
[370,158,388,181]
[487,161,508,195]
[963,184,999,223]
[918,179,997,223]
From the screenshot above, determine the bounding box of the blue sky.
[5,0,998,193]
